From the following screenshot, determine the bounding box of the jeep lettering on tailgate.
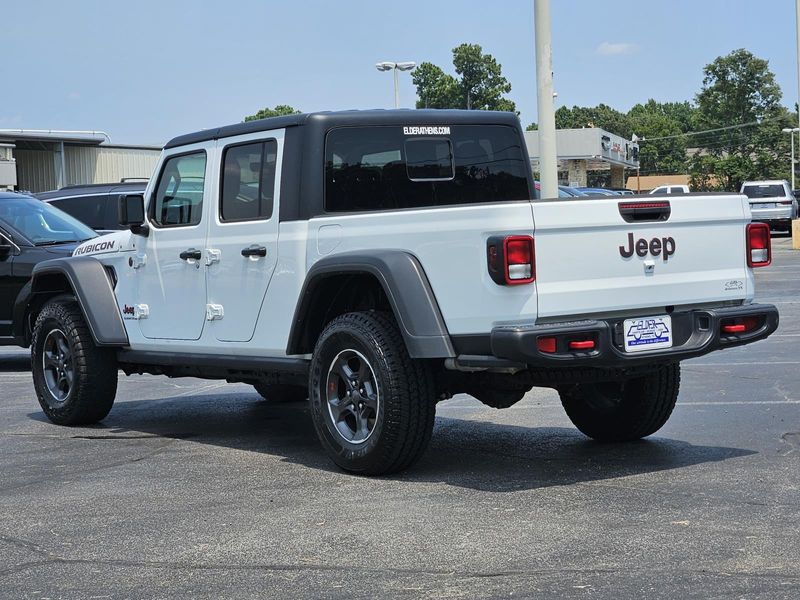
[619,233,675,261]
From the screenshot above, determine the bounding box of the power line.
[639,116,785,142]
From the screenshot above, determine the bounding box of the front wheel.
[558,363,680,442]
[309,311,436,475]
[31,296,118,425]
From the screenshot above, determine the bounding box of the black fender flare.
[287,250,455,359]
[29,256,129,346]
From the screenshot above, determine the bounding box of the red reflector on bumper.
[569,340,595,350]
[537,336,557,353]
[722,324,746,333]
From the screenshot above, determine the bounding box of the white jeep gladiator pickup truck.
[25,110,779,475]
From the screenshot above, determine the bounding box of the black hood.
[42,241,82,255]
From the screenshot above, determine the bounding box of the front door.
[0,229,17,338]
[205,134,282,342]
[137,149,211,341]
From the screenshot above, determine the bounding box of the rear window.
[742,184,786,199]
[324,125,532,212]
[669,187,686,194]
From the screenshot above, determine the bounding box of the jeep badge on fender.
[619,233,676,261]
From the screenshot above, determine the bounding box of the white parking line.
[687,361,800,366]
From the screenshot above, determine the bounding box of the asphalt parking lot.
[1,237,798,600]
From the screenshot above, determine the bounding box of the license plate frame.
[623,315,673,353]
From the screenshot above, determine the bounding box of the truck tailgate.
[532,194,753,320]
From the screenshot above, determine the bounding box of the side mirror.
[118,194,148,236]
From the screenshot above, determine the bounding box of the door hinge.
[129,254,147,269]
[206,304,224,321]
[206,248,221,266]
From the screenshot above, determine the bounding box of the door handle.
[241,245,267,258]
[179,248,202,261]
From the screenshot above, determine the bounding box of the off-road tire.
[253,383,307,403]
[309,311,435,475]
[558,363,680,442]
[31,296,118,425]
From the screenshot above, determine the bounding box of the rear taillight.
[746,223,771,267]
[487,235,535,285]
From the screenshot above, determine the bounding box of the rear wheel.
[31,296,118,425]
[558,363,680,442]
[309,311,435,475]
[253,383,307,403]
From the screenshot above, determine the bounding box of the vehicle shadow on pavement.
[26,390,755,491]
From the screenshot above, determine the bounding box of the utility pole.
[534,0,558,199]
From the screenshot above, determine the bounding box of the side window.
[151,152,207,227]
[220,140,277,222]
[50,195,108,230]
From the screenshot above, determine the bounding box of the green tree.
[553,104,632,138]
[412,44,516,112]
[411,63,459,109]
[244,104,300,122]
[629,100,696,175]
[691,49,791,190]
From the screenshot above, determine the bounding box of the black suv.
[0,192,97,345]
[36,181,147,233]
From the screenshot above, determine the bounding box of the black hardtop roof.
[35,181,147,200]
[164,109,522,149]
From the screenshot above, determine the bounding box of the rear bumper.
[489,304,779,368]
[750,206,795,223]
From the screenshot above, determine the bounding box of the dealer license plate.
[753,203,774,209]
[623,315,673,353]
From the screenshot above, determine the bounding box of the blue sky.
[1,0,796,145]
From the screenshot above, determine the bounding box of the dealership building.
[524,127,639,188]
[0,129,161,193]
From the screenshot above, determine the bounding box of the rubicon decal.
[403,126,451,136]
[619,233,675,262]
[74,240,115,255]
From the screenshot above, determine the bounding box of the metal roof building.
[524,127,639,188]
[0,129,161,193]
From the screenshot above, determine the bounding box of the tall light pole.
[534,0,558,199]
[376,61,416,108]
[782,127,800,189]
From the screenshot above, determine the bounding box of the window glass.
[669,187,686,194]
[742,184,785,199]
[152,152,206,226]
[50,195,109,230]
[405,139,454,180]
[0,195,96,244]
[220,140,276,221]
[324,125,531,212]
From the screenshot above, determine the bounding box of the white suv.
[740,180,798,231]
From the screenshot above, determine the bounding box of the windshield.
[742,184,785,199]
[0,195,97,245]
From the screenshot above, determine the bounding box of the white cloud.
[596,42,638,56]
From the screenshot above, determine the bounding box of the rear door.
[205,132,282,342]
[532,194,751,320]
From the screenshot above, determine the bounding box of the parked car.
[649,185,690,195]
[36,181,147,234]
[609,188,635,196]
[534,182,588,198]
[576,187,620,196]
[0,191,97,345]
[740,180,798,231]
